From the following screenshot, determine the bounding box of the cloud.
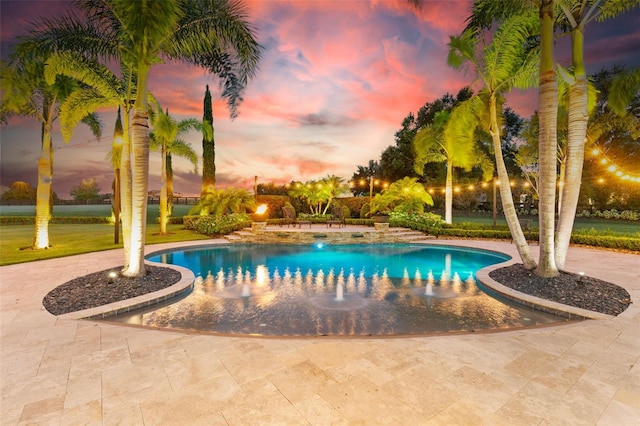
[1,0,638,199]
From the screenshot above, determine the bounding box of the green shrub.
[192,213,250,235]
[342,205,351,219]
[389,211,444,230]
[360,202,370,219]
[577,209,639,221]
[298,213,329,223]
[571,234,640,251]
[345,218,373,226]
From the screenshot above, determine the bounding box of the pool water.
[106,243,569,336]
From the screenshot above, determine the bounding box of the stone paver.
[1,229,639,425]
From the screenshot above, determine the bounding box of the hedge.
[335,197,369,218]
[0,216,111,225]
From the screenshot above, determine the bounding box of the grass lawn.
[0,223,210,266]
[452,214,640,236]
[0,204,194,222]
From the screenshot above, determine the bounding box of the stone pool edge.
[59,239,614,322]
[476,259,614,321]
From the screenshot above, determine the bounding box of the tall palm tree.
[462,0,639,275]
[150,107,200,233]
[447,13,539,269]
[44,50,137,268]
[554,0,639,270]
[29,0,261,276]
[1,46,101,249]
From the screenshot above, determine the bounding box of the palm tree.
[320,175,349,215]
[44,50,137,268]
[447,13,539,270]
[29,0,261,276]
[553,0,639,270]
[1,46,101,249]
[189,188,255,217]
[413,110,492,224]
[370,177,434,215]
[462,0,639,275]
[150,107,200,234]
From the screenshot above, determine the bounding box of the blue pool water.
[106,243,568,336]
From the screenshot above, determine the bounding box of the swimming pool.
[106,243,568,336]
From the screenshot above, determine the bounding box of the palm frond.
[463,0,531,32]
[609,68,640,116]
[80,112,102,140]
[163,0,262,118]
[58,88,112,142]
[44,52,124,101]
[597,0,640,21]
[484,12,538,91]
[170,139,199,173]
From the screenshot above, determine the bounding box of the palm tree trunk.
[445,162,453,224]
[123,108,149,277]
[120,111,133,270]
[556,28,588,270]
[167,154,173,217]
[159,141,168,235]
[557,161,565,216]
[123,63,151,277]
[536,0,559,277]
[33,124,53,249]
[490,95,536,269]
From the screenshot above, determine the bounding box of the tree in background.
[1,45,101,249]
[189,188,255,217]
[351,160,382,198]
[370,177,434,215]
[70,178,102,203]
[413,109,492,224]
[150,106,200,233]
[201,85,215,195]
[1,181,37,203]
[288,176,350,215]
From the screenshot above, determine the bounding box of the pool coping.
[58,237,616,322]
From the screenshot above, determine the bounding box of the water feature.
[105,243,569,336]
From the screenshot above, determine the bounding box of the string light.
[590,146,639,183]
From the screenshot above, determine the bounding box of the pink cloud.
[1,0,638,197]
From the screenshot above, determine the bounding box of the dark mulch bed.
[43,262,632,318]
[489,264,631,316]
[43,265,181,315]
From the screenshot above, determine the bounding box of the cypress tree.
[201,85,215,195]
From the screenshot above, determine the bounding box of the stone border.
[476,259,614,321]
[57,262,195,320]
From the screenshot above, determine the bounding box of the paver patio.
[1,227,638,424]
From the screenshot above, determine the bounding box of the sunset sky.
[1,1,638,198]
